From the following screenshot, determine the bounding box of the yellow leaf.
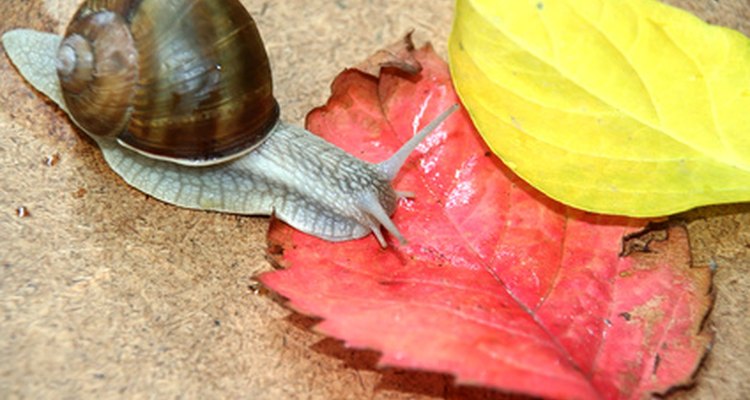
[449,0,750,216]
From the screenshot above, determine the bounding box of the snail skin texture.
[2,0,457,247]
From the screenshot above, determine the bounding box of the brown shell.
[57,0,279,164]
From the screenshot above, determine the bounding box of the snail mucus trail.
[1,0,458,247]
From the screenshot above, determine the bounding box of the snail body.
[2,0,456,246]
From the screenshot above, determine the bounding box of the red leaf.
[260,46,712,399]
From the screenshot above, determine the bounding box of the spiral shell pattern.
[58,0,279,165]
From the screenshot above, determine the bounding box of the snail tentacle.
[377,104,459,180]
[358,191,407,246]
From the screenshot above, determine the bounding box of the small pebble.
[16,206,30,218]
[44,153,60,166]
[72,187,87,199]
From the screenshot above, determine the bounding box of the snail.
[2,0,457,247]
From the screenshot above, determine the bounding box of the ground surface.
[1,0,747,399]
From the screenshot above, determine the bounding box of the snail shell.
[2,1,458,247]
[58,0,278,165]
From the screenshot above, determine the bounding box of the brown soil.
[1,1,747,398]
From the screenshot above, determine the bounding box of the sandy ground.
[1,0,747,398]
